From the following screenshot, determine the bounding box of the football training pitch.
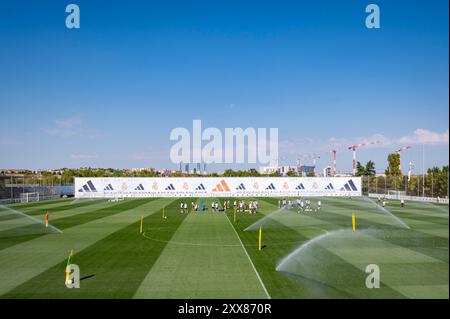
[0,196,448,299]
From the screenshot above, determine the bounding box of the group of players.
[278,198,322,213]
[235,199,258,214]
[181,195,413,215]
[376,196,407,208]
[178,199,259,214]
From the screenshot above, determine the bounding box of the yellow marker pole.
[65,249,73,285]
[352,213,356,232]
[163,207,165,219]
[258,225,262,251]
[140,216,143,234]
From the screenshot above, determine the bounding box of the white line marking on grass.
[225,213,271,299]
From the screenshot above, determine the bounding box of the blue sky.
[0,0,448,173]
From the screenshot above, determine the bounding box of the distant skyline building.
[323,166,332,177]
[298,165,315,176]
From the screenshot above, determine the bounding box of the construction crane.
[396,146,412,172]
[330,150,337,176]
[396,146,412,154]
[348,141,380,175]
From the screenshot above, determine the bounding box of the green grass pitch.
[0,196,448,299]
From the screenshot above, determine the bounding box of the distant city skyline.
[0,1,448,173]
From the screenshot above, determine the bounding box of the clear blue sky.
[0,0,448,173]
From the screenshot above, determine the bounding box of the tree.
[426,165,449,197]
[286,171,298,177]
[385,153,401,176]
[356,162,366,176]
[365,160,376,176]
[223,169,235,177]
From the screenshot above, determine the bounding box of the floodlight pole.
[422,143,425,198]
[417,176,420,197]
[431,173,434,198]
[404,175,407,195]
[351,147,357,175]
[375,176,378,194]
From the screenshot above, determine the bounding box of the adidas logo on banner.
[340,179,358,191]
[165,184,175,191]
[104,184,114,191]
[78,180,97,192]
[134,184,144,191]
[212,180,231,192]
[195,184,206,190]
[325,183,334,190]
[266,183,276,190]
[295,183,305,190]
[236,183,246,190]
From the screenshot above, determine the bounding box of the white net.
[19,192,39,203]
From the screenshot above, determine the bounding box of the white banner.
[75,177,361,198]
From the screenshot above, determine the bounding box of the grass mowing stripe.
[3,200,188,298]
[224,211,271,299]
[134,198,269,298]
[0,199,96,221]
[0,199,154,251]
[7,198,72,209]
[0,198,174,296]
[51,199,154,229]
[9,200,79,213]
[0,200,118,236]
[15,199,104,216]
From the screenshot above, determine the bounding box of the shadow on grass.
[80,274,96,281]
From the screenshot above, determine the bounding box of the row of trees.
[361,165,448,198]
[355,161,376,176]
[354,153,447,198]
[2,167,284,185]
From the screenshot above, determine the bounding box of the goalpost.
[20,192,40,203]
